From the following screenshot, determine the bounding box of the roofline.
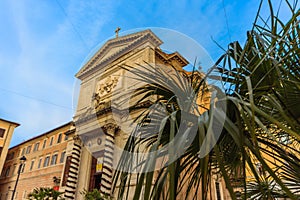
[9,121,74,150]
[155,49,189,67]
[105,29,163,46]
[0,118,20,127]
[75,29,163,79]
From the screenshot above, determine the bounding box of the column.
[100,124,118,195]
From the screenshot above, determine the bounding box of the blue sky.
[0,0,295,147]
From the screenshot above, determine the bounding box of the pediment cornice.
[76,29,163,80]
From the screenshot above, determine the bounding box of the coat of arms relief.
[93,75,120,111]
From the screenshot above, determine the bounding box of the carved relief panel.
[93,73,123,111]
[96,75,119,96]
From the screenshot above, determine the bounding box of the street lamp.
[11,155,26,200]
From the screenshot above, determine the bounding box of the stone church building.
[71,29,187,198]
[70,29,228,199]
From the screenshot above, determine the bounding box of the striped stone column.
[100,124,118,195]
[64,136,82,199]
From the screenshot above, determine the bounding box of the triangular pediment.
[76,29,163,79]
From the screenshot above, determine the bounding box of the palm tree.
[80,189,112,200]
[27,187,64,200]
[215,0,300,198]
[112,0,300,199]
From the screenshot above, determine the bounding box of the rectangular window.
[12,164,17,175]
[51,154,58,165]
[20,164,25,173]
[5,167,10,177]
[26,146,31,154]
[64,134,68,141]
[30,160,35,171]
[21,148,26,156]
[1,167,5,177]
[60,151,66,163]
[33,143,39,152]
[23,191,27,199]
[57,134,62,143]
[49,137,53,146]
[38,158,42,169]
[43,156,50,167]
[0,128,5,138]
[215,182,222,200]
[6,152,14,160]
[42,140,47,149]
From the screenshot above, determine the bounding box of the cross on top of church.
[115,27,121,38]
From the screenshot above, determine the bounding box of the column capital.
[102,123,119,135]
[73,135,82,144]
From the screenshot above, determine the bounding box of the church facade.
[70,29,187,198]
[69,29,230,199]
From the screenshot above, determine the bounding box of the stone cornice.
[155,49,189,67]
[74,100,152,126]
